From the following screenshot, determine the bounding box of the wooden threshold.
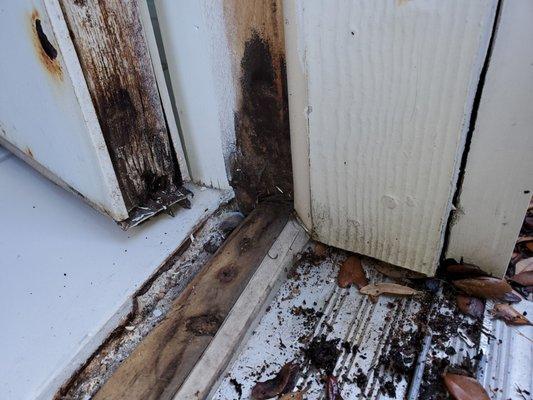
[93,202,291,400]
[177,218,309,400]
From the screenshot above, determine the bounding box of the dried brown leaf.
[510,270,533,287]
[456,295,484,319]
[338,255,367,289]
[374,261,425,279]
[516,236,533,244]
[279,390,305,400]
[359,283,419,297]
[442,372,490,400]
[515,257,533,274]
[526,242,533,252]
[445,263,488,280]
[452,277,521,303]
[325,376,343,400]
[491,303,531,326]
[314,242,328,258]
[251,362,300,399]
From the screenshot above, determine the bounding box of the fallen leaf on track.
[374,262,425,279]
[338,255,367,289]
[445,263,488,280]
[515,257,533,274]
[442,372,490,400]
[279,390,305,400]
[509,270,533,287]
[456,295,484,319]
[452,277,521,303]
[314,242,328,258]
[491,303,531,326]
[359,283,419,297]
[252,362,300,399]
[517,236,533,244]
[325,376,344,400]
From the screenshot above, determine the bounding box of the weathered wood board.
[93,202,290,400]
[285,0,498,275]
[176,218,309,400]
[59,0,183,214]
[447,0,533,277]
[154,0,293,212]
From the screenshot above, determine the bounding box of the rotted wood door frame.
[1,0,191,227]
[58,0,189,228]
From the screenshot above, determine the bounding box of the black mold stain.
[186,314,223,336]
[217,265,238,283]
[35,19,57,60]
[231,31,293,214]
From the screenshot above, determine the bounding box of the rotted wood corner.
[224,0,293,214]
[59,0,186,226]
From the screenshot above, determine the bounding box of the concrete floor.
[0,146,229,400]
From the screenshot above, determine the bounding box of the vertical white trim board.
[447,0,533,277]
[153,0,233,190]
[138,0,190,182]
[284,0,498,275]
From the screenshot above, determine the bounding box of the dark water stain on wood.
[58,0,182,217]
[231,31,293,214]
[217,264,239,283]
[186,314,224,336]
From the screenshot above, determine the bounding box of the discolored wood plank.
[93,202,291,400]
[224,0,293,213]
[59,0,183,216]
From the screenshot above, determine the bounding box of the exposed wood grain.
[59,0,182,213]
[93,202,290,400]
[447,0,533,277]
[176,219,309,400]
[224,0,293,213]
[285,0,497,275]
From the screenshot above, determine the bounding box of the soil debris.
[229,377,243,398]
[304,335,341,375]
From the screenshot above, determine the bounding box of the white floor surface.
[0,146,229,400]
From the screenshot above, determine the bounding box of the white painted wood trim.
[447,0,533,277]
[153,0,232,190]
[44,0,128,220]
[137,0,190,182]
[285,0,497,275]
[175,218,309,400]
[283,0,312,230]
